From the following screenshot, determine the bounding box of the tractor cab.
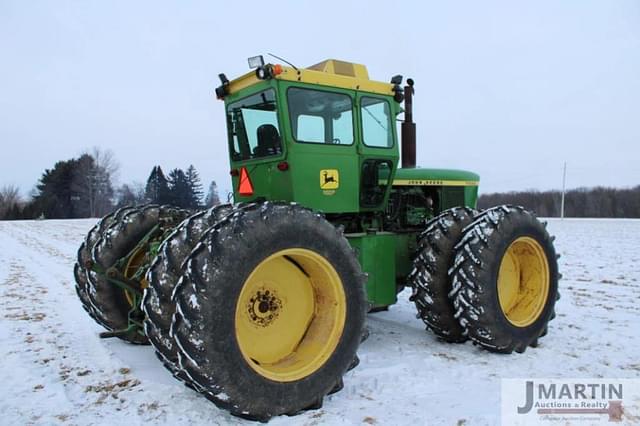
[216,56,403,214]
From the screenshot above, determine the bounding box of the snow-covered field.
[1,218,639,425]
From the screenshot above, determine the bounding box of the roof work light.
[248,55,265,69]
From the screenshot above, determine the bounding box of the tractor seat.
[254,124,282,157]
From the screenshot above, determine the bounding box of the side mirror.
[390,75,405,102]
[392,84,404,103]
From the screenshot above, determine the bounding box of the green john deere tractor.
[74,56,559,421]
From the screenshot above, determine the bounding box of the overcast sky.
[1,1,639,199]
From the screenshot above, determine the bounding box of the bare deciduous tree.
[0,185,22,219]
[479,185,640,218]
[72,147,119,217]
[116,182,145,208]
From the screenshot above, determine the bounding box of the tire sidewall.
[486,221,558,339]
[184,207,365,415]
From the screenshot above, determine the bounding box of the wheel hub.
[247,289,282,327]
[235,248,346,382]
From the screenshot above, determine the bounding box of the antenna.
[268,53,299,71]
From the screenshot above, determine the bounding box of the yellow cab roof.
[226,59,395,97]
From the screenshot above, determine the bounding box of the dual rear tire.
[410,205,559,353]
[168,202,367,420]
[74,202,367,421]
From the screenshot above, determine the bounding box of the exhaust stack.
[401,79,416,169]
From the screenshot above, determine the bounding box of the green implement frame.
[88,225,163,338]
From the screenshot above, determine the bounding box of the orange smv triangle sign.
[238,167,254,196]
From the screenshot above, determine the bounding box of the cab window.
[226,89,282,161]
[361,97,393,148]
[287,87,353,145]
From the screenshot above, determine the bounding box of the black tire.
[409,207,476,343]
[143,203,234,375]
[74,206,135,328]
[450,205,559,353]
[171,202,367,421]
[87,205,189,344]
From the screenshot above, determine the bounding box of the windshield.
[287,87,353,145]
[226,89,282,161]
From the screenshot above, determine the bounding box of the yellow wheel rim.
[497,236,550,327]
[235,248,346,382]
[123,247,149,307]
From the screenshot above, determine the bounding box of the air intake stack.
[401,79,416,169]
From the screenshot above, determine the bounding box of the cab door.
[355,94,398,211]
[282,84,361,213]
[227,86,291,202]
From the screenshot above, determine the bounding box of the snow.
[188,294,200,310]
[1,218,639,425]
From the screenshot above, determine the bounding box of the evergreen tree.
[205,180,221,207]
[167,168,192,208]
[33,159,83,219]
[145,166,170,204]
[185,165,204,208]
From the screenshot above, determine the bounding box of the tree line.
[3,152,639,220]
[0,148,220,220]
[478,186,640,218]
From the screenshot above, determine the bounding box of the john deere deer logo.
[323,172,336,184]
[320,169,339,190]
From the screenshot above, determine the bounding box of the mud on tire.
[450,205,559,353]
[171,202,367,421]
[409,207,476,343]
